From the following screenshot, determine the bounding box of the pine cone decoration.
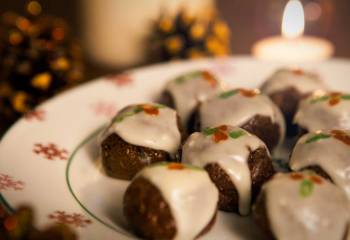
[0,1,84,133]
[150,10,231,61]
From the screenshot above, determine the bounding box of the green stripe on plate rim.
[65,125,134,238]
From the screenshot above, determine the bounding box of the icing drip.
[102,104,181,154]
[264,172,349,240]
[199,89,285,144]
[182,125,268,215]
[165,70,221,124]
[290,129,350,200]
[137,163,219,240]
[261,68,327,95]
[294,92,350,132]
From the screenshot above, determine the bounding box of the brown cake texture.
[123,177,217,240]
[252,192,276,240]
[101,133,173,180]
[268,87,304,137]
[204,147,275,213]
[101,103,184,180]
[240,115,281,152]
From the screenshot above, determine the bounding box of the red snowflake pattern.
[33,143,68,160]
[105,73,133,87]
[0,174,24,191]
[48,211,92,228]
[90,102,118,118]
[24,109,45,121]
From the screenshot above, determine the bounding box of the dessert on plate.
[290,129,350,200]
[294,91,350,133]
[123,162,219,240]
[191,88,285,151]
[161,70,222,132]
[100,103,182,180]
[260,68,328,136]
[182,125,274,215]
[253,172,349,240]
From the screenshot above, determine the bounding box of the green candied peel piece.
[309,95,330,104]
[114,106,143,123]
[219,89,239,99]
[150,162,169,167]
[174,71,202,84]
[299,179,314,197]
[305,133,331,144]
[229,130,246,139]
[340,94,350,100]
[185,164,205,171]
[202,127,217,136]
[153,103,166,108]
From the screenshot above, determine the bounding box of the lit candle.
[252,0,334,62]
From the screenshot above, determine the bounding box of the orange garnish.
[142,105,159,115]
[213,131,228,143]
[168,163,185,170]
[292,69,304,76]
[290,172,303,180]
[329,97,340,106]
[218,125,228,131]
[331,130,350,146]
[239,88,258,98]
[310,175,323,184]
[202,71,217,88]
[4,216,17,231]
[330,92,342,97]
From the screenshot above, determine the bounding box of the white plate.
[1,56,350,240]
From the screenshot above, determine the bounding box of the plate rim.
[1,55,350,238]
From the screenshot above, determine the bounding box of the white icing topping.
[290,130,350,200]
[165,71,221,124]
[294,92,350,132]
[261,68,327,95]
[137,164,219,240]
[182,126,269,215]
[264,172,350,240]
[102,104,181,154]
[199,89,285,145]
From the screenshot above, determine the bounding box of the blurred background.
[0,0,349,79]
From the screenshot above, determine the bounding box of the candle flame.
[282,0,305,39]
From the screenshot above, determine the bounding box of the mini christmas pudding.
[161,70,222,132]
[182,125,274,215]
[294,91,350,133]
[123,162,219,240]
[194,88,285,151]
[253,172,349,240]
[260,68,328,136]
[100,103,182,180]
[290,129,350,200]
